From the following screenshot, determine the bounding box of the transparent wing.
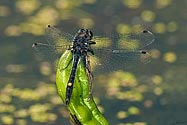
[92,49,151,72]
[32,26,155,72]
[117,30,154,50]
[92,30,154,51]
[32,25,74,61]
[45,25,74,46]
[90,30,155,71]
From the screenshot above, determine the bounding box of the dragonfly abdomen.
[66,54,80,105]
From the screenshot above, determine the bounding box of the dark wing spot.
[141,50,147,54]
[47,24,51,28]
[32,43,37,47]
[142,30,148,33]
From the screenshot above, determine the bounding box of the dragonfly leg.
[86,69,93,101]
[85,55,93,101]
[88,46,95,55]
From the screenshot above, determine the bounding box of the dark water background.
[0,0,186,125]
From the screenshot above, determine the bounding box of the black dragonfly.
[32,25,155,104]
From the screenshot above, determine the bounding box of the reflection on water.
[0,0,187,125]
[0,83,70,125]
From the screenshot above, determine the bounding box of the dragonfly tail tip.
[66,99,70,105]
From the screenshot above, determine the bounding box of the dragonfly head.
[76,29,93,40]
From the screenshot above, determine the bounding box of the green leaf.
[56,50,109,125]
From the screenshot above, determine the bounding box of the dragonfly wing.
[90,30,154,71]
[92,30,155,51]
[32,42,71,61]
[33,25,73,62]
[92,49,151,72]
[45,25,74,46]
[117,30,155,50]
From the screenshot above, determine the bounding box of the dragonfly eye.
[88,30,93,39]
[78,29,90,37]
[85,29,93,39]
[78,29,85,34]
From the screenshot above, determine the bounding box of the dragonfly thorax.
[71,29,95,55]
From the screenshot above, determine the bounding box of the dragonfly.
[32,25,155,104]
